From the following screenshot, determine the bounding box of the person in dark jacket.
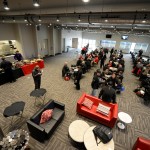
[91,70,101,96]
[100,53,107,68]
[32,65,42,90]
[0,57,15,83]
[74,66,82,90]
[14,50,23,61]
[99,82,116,103]
[107,73,119,89]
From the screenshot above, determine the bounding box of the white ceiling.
[0,0,150,35]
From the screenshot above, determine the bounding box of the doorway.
[72,38,78,48]
[43,39,49,56]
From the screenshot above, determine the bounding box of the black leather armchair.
[27,100,65,142]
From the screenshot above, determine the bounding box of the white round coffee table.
[84,126,114,150]
[117,112,132,129]
[68,120,90,143]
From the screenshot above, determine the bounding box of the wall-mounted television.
[106,34,112,38]
[121,35,128,40]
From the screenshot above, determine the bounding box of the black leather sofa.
[27,100,65,142]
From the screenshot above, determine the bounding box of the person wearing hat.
[32,65,42,90]
[98,82,116,103]
[14,50,23,61]
[0,56,15,83]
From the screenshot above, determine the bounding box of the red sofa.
[132,137,150,150]
[76,93,118,128]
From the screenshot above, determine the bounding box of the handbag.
[93,125,113,144]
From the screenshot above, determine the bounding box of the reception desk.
[21,60,44,75]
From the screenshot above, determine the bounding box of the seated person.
[98,82,116,103]
[107,73,119,90]
[117,64,124,73]
[62,62,70,77]
[76,58,83,66]
[81,61,87,74]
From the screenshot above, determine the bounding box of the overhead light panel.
[33,0,40,7]
[3,0,10,10]
[82,0,90,2]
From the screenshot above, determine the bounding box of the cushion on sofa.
[82,98,93,109]
[31,108,45,125]
[52,108,64,121]
[40,109,53,124]
[40,118,57,134]
[96,103,111,116]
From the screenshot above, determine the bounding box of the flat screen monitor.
[121,35,128,40]
[106,34,112,38]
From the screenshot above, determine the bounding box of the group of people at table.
[131,50,150,103]
[0,50,42,90]
[62,47,125,104]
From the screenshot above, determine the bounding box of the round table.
[68,120,90,143]
[84,126,114,150]
[117,112,132,129]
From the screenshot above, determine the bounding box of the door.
[43,39,49,56]
[72,38,78,48]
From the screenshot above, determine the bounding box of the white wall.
[0,24,17,40]
[82,32,150,56]
[36,25,51,57]
[61,30,82,51]
[53,29,61,54]
[18,24,37,59]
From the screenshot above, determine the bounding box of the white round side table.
[68,120,90,143]
[117,112,132,129]
[84,126,114,150]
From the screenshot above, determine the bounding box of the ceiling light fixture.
[105,19,108,22]
[56,16,60,22]
[38,16,41,22]
[111,25,114,28]
[49,23,52,26]
[82,0,90,3]
[142,20,146,23]
[3,0,10,10]
[33,0,40,7]
[24,17,27,22]
[78,15,81,22]
[13,17,15,22]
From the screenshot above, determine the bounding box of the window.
[119,42,132,50]
[134,43,149,52]
[100,40,116,48]
[82,39,96,50]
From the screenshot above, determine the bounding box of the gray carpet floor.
[0,50,150,150]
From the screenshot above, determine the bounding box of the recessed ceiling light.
[142,20,146,23]
[82,0,90,2]
[33,0,40,7]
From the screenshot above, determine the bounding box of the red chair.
[132,137,150,150]
[76,93,118,128]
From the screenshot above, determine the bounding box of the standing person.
[14,50,23,61]
[0,57,15,83]
[74,66,82,90]
[98,82,116,103]
[110,48,114,58]
[100,52,107,69]
[32,65,42,90]
[91,70,101,96]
